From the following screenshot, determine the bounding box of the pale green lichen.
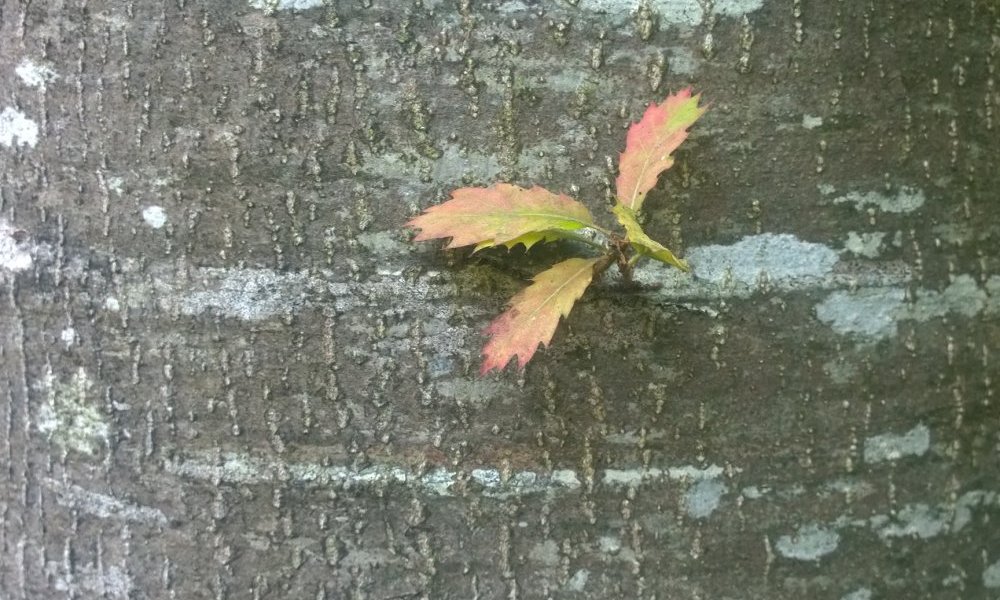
[864,424,930,464]
[684,478,728,518]
[984,559,1000,588]
[776,524,841,560]
[843,231,886,258]
[37,367,109,455]
[831,186,926,213]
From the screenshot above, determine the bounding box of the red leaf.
[480,257,604,374]
[615,88,706,212]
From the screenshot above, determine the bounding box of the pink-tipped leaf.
[615,88,706,212]
[407,183,597,251]
[480,256,603,374]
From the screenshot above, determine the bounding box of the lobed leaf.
[473,230,573,253]
[406,183,597,251]
[612,205,689,271]
[481,256,604,374]
[615,88,706,213]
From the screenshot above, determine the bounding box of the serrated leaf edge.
[406,184,598,250]
[615,88,706,213]
[480,256,604,374]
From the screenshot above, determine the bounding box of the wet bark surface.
[1,0,999,598]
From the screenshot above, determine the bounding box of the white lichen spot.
[167,451,579,498]
[357,230,410,255]
[60,327,77,347]
[53,564,133,599]
[141,205,167,229]
[603,464,725,486]
[598,536,622,554]
[833,186,926,213]
[815,287,906,339]
[248,0,325,10]
[684,478,727,519]
[817,183,837,196]
[180,269,315,320]
[16,58,59,88]
[528,540,560,567]
[36,367,109,455]
[951,490,995,533]
[864,424,930,464]
[0,107,40,148]
[435,378,507,406]
[107,176,125,196]
[358,143,502,184]
[44,479,167,525]
[687,233,839,288]
[104,296,121,312]
[421,469,456,496]
[843,231,886,258]
[566,569,590,592]
[876,503,949,539]
[714,0,766,17]
[551,469,581,489]
[167,266,458,322]
[983,559,1000,588]
[1,219,33,276]
[823,358,858,384]
[471,468,501,488]
[775,524,840,561]
[817,275,1000,339]
[908,274,991,321]
[841,588,873,600]
[861,490,996,542]
[663,46,699,75]
[570,0,764,27]
[802,114,823,129]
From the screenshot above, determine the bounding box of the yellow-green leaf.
[612,204,689,271]
[407,183,597,250]
[616,88,705,212]
[481,257,604,374]
[472,230,573,253]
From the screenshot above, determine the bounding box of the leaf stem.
[588,224,617,238]
[563,230,609,251]
[593,254,616,277]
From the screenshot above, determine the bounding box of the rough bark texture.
[2,0,999,598]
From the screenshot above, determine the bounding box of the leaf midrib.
[443,211,595,229]
[622,130,667,210]
[521,259,596,325]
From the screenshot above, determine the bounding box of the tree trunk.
[2,0,998,598]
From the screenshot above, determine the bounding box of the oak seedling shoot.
[407,89,706,374]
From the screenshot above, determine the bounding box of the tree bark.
[2,0,998,598]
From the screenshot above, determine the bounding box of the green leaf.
[406,183,597,250]
[473,230,574,253]
[612,204,689,271]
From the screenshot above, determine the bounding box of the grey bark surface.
[1,0,999,598]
